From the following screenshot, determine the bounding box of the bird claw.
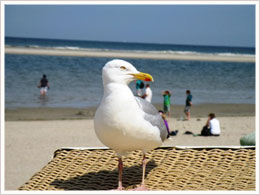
[132,184,149,191]
[118,184,148,191]
[115,186,124,191]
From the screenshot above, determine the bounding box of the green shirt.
[163,94,171,106]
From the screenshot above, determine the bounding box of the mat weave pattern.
[19,147,255,191]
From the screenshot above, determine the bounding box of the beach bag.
[184,131,193,135]
[240,132,255,146]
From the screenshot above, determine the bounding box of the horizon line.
[5,36,256,49]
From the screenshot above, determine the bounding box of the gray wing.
[135,96,168,141]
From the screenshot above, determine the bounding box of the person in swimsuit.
[38,74,49,96]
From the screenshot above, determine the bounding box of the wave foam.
[5,44,255,58]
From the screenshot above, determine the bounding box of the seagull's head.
[102,59,154,85]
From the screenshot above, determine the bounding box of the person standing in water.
[38,74,50,96]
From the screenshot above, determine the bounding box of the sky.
[5,4,256,47]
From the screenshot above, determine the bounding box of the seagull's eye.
[120,66,127,70]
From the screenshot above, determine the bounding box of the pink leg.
[117,157,124,190]
[134,154,148,191]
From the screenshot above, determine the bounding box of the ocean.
[5,37,255,108]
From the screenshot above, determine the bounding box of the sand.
[5,103,255,121]
[4,104,256,190]
[5,46,255,63]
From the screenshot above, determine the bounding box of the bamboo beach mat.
[19,147,255,191]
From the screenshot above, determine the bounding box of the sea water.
[5,37,255,108]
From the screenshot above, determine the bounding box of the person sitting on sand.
[162,90,171,117]
[201,113,221,136]
[38,74,50,96]
[159,110,178,138]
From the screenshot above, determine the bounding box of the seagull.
[94,59,167,190]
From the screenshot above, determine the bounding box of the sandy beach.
[5,46,255,62]
[5,103,255,121]
[4,103,255,190]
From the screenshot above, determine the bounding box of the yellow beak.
[130,72,154,82]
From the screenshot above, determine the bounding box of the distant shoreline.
[5,103,255,121]
[5,46,255,63]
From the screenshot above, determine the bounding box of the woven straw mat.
[19,147,255,191]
